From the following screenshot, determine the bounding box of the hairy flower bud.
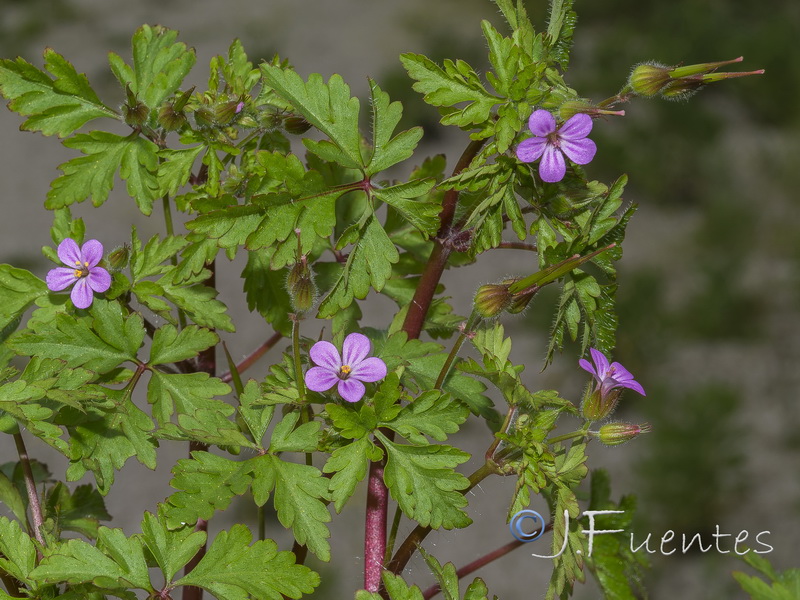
[507,285,540,314]
[582,387,622,421]
[474,283,513,318]
[215,99,242,125]
[628,62,672,97]
[123,101,149,127]
[193,106,214,129]
[283,115,312,134]
[593,422,652,446]
[107,244,130,271]
[286,258,316,313]
[158,103,187,131]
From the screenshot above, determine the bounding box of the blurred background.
[1,0,798,598]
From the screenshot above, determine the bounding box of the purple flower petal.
[342,333,371,367]
[338,378,366,403]
[621,379,646,396]
[589,348,610,378]
[539,145,566,183]
[309,341,341,371]
[350,357,387,383]
[305,366,339,392]
[609,361,634,382]
[558,113,593,140]
[578,358,597,378]
[46,267,77,292]
[87,267,111,293]
[516,137,548,163]
[70,278,94,309]
[528,109,556,137]
[560,137,597,166]
[81,240,104,268]
[57,238,82,267]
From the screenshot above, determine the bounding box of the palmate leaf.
[108,24,196,109]
[9,299,144,373]
[385,391,470,444]
[0,265,48,339]
[400,53,500,128]
[0,49,116,137]
[0,517,37,589]
[250,455,332,561]
[374,179,439,238]
[186,153,343,269]
[31,527,152,593]
[46,131,160,215]
[148,324,218,366]
[140,510,207,585]
[174,525,320,600]
[323,436,382,513]
[317,216,399,318]
[367,78,423,176]
[261,65,364,170]
[375,431,471,530]
[67,388,157,495]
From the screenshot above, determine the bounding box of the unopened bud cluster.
[629,57,764,101]
[474,280,539,318]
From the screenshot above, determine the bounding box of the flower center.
[73,261,90,279]
[339,364,352,379]
[547,131,561,148]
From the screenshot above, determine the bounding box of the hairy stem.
[364,456,388,592]
[366,138,486,596]
[385,463,495,579]
[13,433,45,550]
[292,318,306,403]
[220,331,283,383]
[497,241,538,252]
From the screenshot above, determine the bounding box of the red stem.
[219,331,283,383]
[364,458,388,591]
[13,432,45,551]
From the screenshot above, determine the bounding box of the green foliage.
[733,554,800,600]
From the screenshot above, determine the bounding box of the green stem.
[384,504,403,564]
[434,313,480,390]
[292,318,306,403]
[546,430,588,445]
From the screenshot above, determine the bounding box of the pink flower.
[516,109,597,183]
[46,238,111,309]
[579,348,646,397]
[305,333,387,403]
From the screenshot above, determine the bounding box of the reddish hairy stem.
[497,241,538,252]
[13,433,44,550]
[219,331,283,383]
[364,139,486,595]
[364,139,487,596]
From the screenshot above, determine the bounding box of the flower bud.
[290,275,316,313]
[107,244,130,271]
[124,101,149,127]
[158,103,187,131]
[582,387,622,422]
[507,285,540,314]
[474,283,513,318]
[593,422,652,446]
[215,100,242,125]
[283,115,312,134]
[628,62,672,97]
[193,106,214,129]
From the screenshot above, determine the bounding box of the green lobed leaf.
[0,471,27,524]
[0,265,48,339]
[46,131,160,215]
[45,482,112,539]
[323,436,382,513]
[9,300,144,373]
[366,78,423,176]
[0,49,116,137]
[149,324,218,365]
[237,379,275,446]
[384,391,469,444]
[139,510,207,584]
[317,216,399,318]
[0,516,38,588]
[400,53,500,128]
[376,431,471,529]
[31,527,153,592]
[261,65,364,170]
[157,146,204,197]
[374,179,439,238]
[108,24,196,109]
[165,452,253,529]
[251,454,332,560]
[241,249,293,336]
[174,524,320,600]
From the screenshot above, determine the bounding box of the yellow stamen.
[74,269,82,278]
[340,365,352,376]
